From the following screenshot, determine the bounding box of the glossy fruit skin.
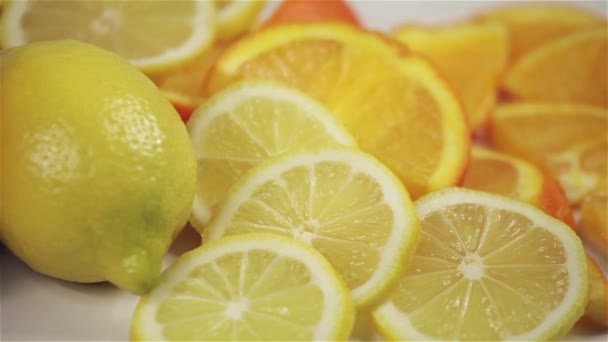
[264,0,361,27]
[0,40,196,294]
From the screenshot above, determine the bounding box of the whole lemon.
[0,40,196,294]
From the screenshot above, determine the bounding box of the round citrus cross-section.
[131,233,355,341]
[203,147,420,307]
[373,188,588,341]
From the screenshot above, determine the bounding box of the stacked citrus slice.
[393,21,508,132]
[147,44,230,122]
[461,146,575,228]
[131,233,355,341]
[186,80,357,228]
[579,254,608,329]
[373,188,589,341]
[203,147,420,307]
[490,103,607,205]
[204,22,470,199]
[503,27,607,107]
[215,0,267,42]
[477,5,608,330]
[579,177,608,256]
[459,146,608,327]
[1,0,216,74]
[479,4,605,64]
[0,0,269,119]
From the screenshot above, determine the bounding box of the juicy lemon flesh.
[215,0,266,42]
[157,250,324,340]
[232,39,451,197]
[211,162,392,291]
[194,96,353,222]
[0,40,196,294]
[388,203,574,340]
[132,234,355,341]
[12,1,196,61]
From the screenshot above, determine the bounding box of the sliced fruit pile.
[131,233,356,341]
[186,80,357,228]
[1,0,217,74]
[0,0,268,122]
[1,1,606,341]
[132,2,605,340]
[204,22,470,200]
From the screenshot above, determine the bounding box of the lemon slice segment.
[1,0,216,73]
[187,80,356,229]
[204,147,420,307]
[216,0,266,42]
[131,233,354,341]
[373,188,588,341]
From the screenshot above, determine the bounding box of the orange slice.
[479,5,605,64]
[148,44,229,122]
[490,103,607,204]
[546,138,607,204]
[502,27,608,107]
[579,176,608,257]
[461,146,575,229]
[263,0,361,27]
[577,254,608,330]
[393,21,508,132]
[204,22,470,198]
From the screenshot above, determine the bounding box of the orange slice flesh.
[393,21,508,132]
[577,254,608,330]
[503,27,608,107]
[579,175,608,257]
[461,146,575,229]
[479,5,605,64]
[490,103,607,163]
[148,44,229,122]
[546,138,607,204]
[204,22,470,198]
[490,102,607,204]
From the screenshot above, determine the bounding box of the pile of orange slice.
[2,0,605,338]
[198,1,608,333]
[167,1,608,331]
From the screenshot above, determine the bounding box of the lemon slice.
[216,0,266,42]
[204,147,420,307]
[187,80,356,229]
[131,233,355,341]
[373,187,589,341]
[1,0,216,73]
